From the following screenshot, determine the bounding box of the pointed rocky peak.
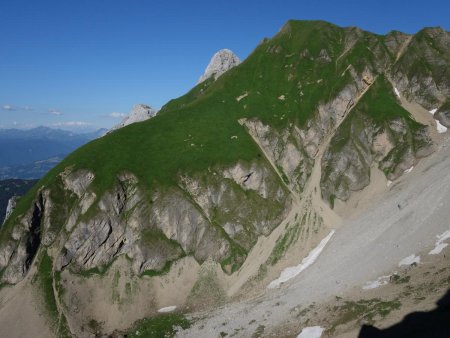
[198,49,241,84]
[112,104,158,131]
[3,196,19,226]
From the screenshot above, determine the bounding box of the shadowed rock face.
[198,49,241,83]
[359,289,450,338]
[0,191,46,284]
[0,179,38,224]
[436,108,450,127]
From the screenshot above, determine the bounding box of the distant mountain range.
[0,127,106,179]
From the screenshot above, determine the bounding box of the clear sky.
[1,0,449,131]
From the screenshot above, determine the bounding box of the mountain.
[0,179,37,224]
[197,48,241,83]
[1,20,450,337]
[0,127,106,178]
[110,104,158,131]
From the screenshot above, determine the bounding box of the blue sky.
[1,0,449,131]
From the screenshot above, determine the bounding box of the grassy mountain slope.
[1,19,449,289]
[18,21,406,196]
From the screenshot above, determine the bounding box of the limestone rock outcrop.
[2,196,19,226]
[198,49,241,83]
[111,104,157,131]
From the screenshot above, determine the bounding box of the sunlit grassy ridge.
[44,21,393,194]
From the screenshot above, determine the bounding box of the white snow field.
[296,326,325,338]
[157,306,177,313]
[436,120,448,133]
[404,166,414,174]
[429,229,450,255]
[398,254,421,267]
[268,231,335,289]
[362,275,392,290]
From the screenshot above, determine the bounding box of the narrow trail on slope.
[335,42,356,70]
[52,268,74,337]
[394,35,413,63]
[52,270,63,337]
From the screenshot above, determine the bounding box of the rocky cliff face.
[0,159,290,283]
[198,49,241,83]
[391,27,450,109]
[0,190,47,283]
[111,104,157,131]
[320,76,434,204]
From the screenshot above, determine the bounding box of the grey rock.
[0,190,47,284]
[111,104,158,131]
[2,196,19,226]
[198,49,241,84]
[391,28,450,109]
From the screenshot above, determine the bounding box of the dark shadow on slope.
[358,289,450,338]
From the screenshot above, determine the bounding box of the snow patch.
[387,180,393,187]
[429,229,450,255]
[363,275,391,290]
[157,306,176,313]
[429,108,437,115]
[236,93,248,102]
[398,254,420,267]
[268,231,335,289]
[429,243,449,255]
[394,87,401,98]
[436,120,448,133]
[297,326,325,338]
[404,166,414,174]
